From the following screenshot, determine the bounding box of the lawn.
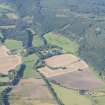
[32,35,44,47]
[52,84,92,105]
[4,39,23,50]
[23,54,40,78]
[45,32,79,55]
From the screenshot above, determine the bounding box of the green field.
[45,32,79,55]
[4,39,23,50]
[32,35,44,47]
[23,54,40,78]
[94,96,105,105]
[52,84,92,105]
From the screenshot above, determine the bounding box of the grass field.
[4,39,23,50]
[23,54,40,78]
[94,96,105,105]
[45,32,79,55]
[52,84,92,105]
[32,35,44,47]
[0,86,9,104]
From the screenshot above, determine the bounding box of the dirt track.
[0,46,21,75]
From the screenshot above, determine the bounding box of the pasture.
[4,39,23,50]
[52,84,92,105]
[45,32,79,55]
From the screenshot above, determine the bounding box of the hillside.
[0,0,105,105]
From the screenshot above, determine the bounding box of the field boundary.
[37,70,64,105]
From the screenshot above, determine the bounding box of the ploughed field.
[39,54,103,90]
[0,46,21,75]
[49,69,103,90]
[9,78,58,105]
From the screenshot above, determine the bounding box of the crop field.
[39,54,88,78]
[45,53,88,69]
[39,54,103,90]
[49,70,103,90]
[0,46,21,75]
[9,78,58,105]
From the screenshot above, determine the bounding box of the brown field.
[39,54,104,90]
[49,69,103,90]
[10,78,57,105]
[45,54,85,68]
[0,46,21,75]
[39,54,88,78]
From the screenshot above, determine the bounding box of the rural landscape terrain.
[0,0,105,105]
